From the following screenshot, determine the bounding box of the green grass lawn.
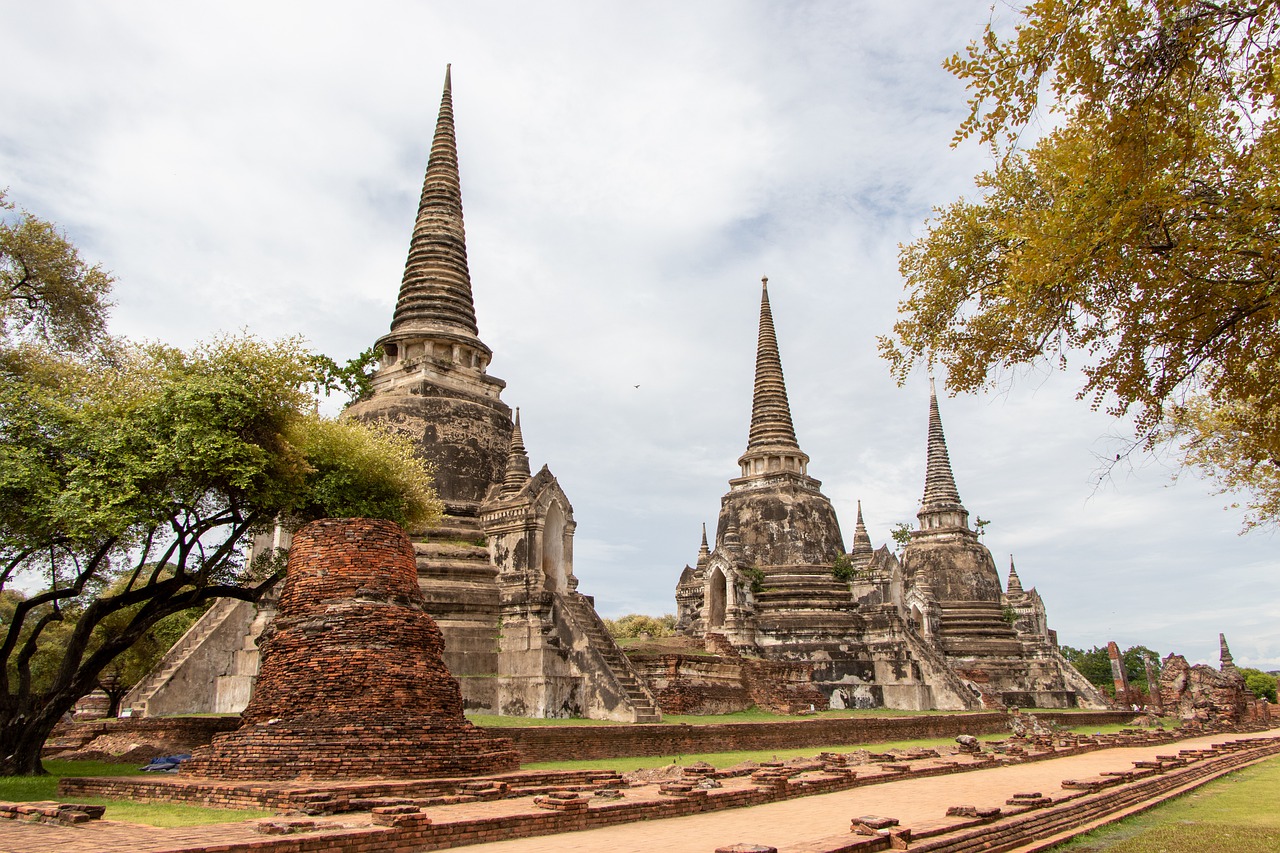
[519,721,1140,772]
[0,760,272,827]
[1053,756,1280,852]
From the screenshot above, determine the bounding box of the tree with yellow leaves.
[884,0,1280,529]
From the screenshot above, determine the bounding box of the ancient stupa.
[345,65,513,516]
[674,279,865,686]
[182,518,518,780]
[899,382,1018,648]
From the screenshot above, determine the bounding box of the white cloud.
[2,0,1275,670]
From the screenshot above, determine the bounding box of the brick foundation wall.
[53,709,1137,767]
[489,710,1136,763]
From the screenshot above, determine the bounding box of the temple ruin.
[1159,634,1271,725]
[669,283,1105,711]
[182,518,518,779]
[130,67,1104,721]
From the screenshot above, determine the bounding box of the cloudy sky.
[3,1,1275,671]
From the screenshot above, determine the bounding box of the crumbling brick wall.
[1159,654,1253,724]
[182,518,518,780]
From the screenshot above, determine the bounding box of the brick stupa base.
[182,518,518,780]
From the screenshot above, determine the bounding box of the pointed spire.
[736,279,811,481]
[850,500,873,564]
[696,523,710,569]
[390,65,484,343]
[916,379,970,532]
[1007,556,1024,594]
[1219,633,1238,673]
[501,407,531,494]
[746,277,799,451]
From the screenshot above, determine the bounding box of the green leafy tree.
[307,346,383,403]
[883,1,1280,529]
[1061,644,1162,697]
[0,191,112,353]
[0,335,443,775]
[890,522,914,552]
[1240,667,1277,703]
[1061,645,1115,694]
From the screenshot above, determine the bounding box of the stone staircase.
[415,515,501,709]
[753,565,862,639]
[563,592,662,723]
[213,599,276,713]
[122,596,257,716]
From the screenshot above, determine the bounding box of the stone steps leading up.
[563,593,662,723]
[122,597,253,715]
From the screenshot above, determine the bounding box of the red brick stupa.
[183,518,518,780]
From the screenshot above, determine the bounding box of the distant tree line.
[1062,643,1277,705]
[604,614,676,640]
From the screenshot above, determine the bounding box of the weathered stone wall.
[632,649,826,716]
[633,653,752,715]
[901,534,1003,605]
[717,479,845,569]
[183,518,518,780]
[343,389,511,513]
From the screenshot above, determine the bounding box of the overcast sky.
[2,1,1275,671]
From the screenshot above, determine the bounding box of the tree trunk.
[0,711,62,775]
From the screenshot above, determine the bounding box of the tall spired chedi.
[333,67,660,721]
[125,68,660,723]
[345,64,510,512]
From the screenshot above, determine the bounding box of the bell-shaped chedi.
[722,278,844,568]
[182,518,518,780]
[900,382,1003,605]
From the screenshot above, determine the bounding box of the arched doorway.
[708,568,727,629]
[542,502,567,593]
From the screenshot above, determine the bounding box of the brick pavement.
[0,728,1275,853]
